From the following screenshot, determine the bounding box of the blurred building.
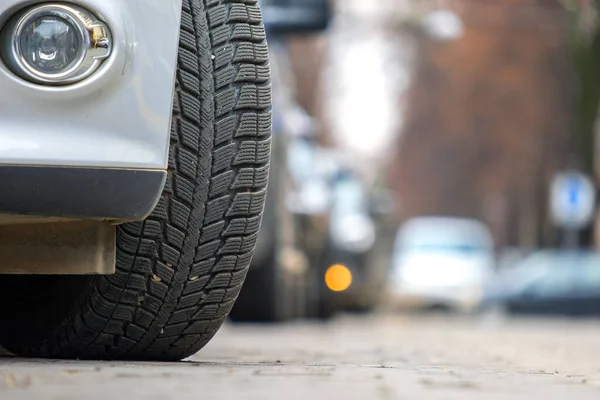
[286,0,413,181]
[386,0,575,249]
[281,0,590,249]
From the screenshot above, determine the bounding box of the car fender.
[0,0,182,169]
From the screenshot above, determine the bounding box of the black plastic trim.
[0,166,166,221]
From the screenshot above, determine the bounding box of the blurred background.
[230,0,600,323]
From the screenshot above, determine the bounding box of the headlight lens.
[0,3,112,85]
[19,15,82,74]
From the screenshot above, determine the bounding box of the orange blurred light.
[325,264,352,292]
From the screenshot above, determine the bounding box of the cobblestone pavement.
[1,313,600,399]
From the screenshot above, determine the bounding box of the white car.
[0,0,272,361]
[389,217,495,312]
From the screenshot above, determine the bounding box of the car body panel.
[0,0,182,169]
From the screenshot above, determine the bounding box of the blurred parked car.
[230,0,332,322]
[233,0,388,322]
[389,217,495,312]
[260,0,332,34]
[315,168,378,317]
[285,135,335,319]
[482,250,600,317]
[229,41,308,323]
[496,247,532,271]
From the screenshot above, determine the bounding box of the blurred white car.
[389,217,495,312]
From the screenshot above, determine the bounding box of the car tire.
[0,0,271,361]
[228,253,294,322]
[228,135,303,323]
[306,241,341,321]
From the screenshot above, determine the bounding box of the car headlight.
[0,3,112,85]
[330,213,376,253]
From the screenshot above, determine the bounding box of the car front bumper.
[389,284,484,312]
[0,0,182,221]
[0,166,166,221]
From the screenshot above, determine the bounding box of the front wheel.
[0,0,271,361]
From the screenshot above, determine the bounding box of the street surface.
[2,313,600,399]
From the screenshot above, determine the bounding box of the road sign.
[550,172,596,230]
